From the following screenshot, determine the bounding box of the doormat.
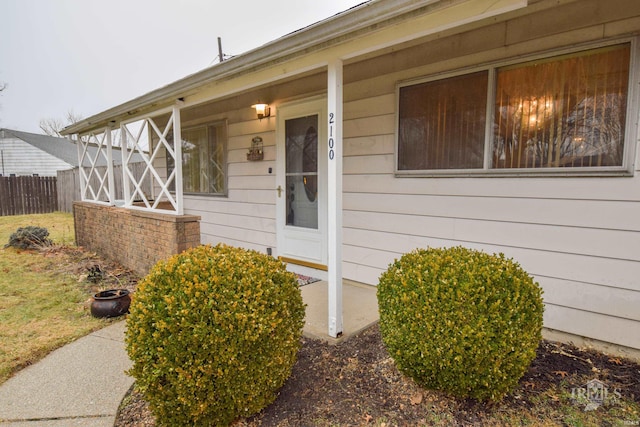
[296,274,321,287]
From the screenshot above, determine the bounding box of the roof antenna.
[218,37,224,63]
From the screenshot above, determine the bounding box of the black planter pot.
[91,289,131,318]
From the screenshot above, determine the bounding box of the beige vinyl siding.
[544,305,640,350]
[178,71,326,252]
[0,136,72,176]
[342,217,640,289]
[340,0,640,349]
[343,211,640,269]
[183,110,278,252]
[345,193,640,232]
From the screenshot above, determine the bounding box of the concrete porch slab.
[300,280,379,343]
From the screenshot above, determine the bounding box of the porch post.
[121,124,130,206]
[74,134,87,201]
[172,104,184,215]
[327,58,343,338]
[105,126,116,204]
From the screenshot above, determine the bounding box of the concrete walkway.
[301,280,379,342]
[0,281,379,426]
[0,322,133,427]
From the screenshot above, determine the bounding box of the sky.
[0,0,365,134]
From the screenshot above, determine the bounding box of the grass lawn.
[0,212,110,384]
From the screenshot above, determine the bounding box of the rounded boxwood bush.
[125,244,306,426]
[377,246,543,401]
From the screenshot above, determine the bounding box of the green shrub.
[6,226,52,249]
[125,244,306,426]
[377,246,543,401]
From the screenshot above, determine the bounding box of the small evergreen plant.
[6,226,52,249]
[377,246,543,401]
[125,244,306,426]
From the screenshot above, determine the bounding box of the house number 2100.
[328,112,335,160]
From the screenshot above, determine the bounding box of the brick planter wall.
[73,201,201,277]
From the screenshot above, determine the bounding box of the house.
[63,0,640,355]
[0,128,83,176]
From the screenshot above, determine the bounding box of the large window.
[397,42,633,174]
[167,122,227,195]
[398,71,488,170]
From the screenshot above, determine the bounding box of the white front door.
[276,98,327,267]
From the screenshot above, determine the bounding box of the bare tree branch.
[39,110,83,137]
[39,117,65,137]
[65,109,83,125]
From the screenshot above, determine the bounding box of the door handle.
[277,185,282,198]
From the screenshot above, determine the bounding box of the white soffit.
[341,0,528,60]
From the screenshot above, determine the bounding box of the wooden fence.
[57,163,151,213]
[0,176,58,216]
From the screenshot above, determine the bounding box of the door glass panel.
[285,115,318,229]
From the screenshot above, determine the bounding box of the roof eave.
[62,0,451,135]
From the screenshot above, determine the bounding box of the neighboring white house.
[0,128,143,176]
[63,0,640,354]
[0,128,81,176]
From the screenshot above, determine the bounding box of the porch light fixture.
[251,103,270,120]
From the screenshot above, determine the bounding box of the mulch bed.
[114,323,640,426]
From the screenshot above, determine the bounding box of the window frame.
[167,120,228,197]
[394,38,639,178]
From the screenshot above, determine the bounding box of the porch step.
[300,280,379,343]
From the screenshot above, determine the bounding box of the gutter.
[61,0,452,135]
